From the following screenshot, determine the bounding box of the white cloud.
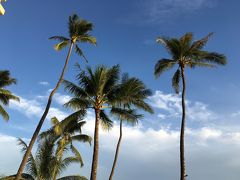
[48,107,68,120]
[38,81,49,86]
[149,91,216,122]
[4,90,240,179]
[9,95,68,120]
[10,97,43,118]
[2,118,240,180]
[0,134,22,175]
[54,93,72,105]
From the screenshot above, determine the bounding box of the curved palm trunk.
[109,119,123,180]
[90,108,100,180]
[15,43,74,180]
[180,66,186,180]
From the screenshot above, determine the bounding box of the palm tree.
[15,14,96,180]
[154,32,227,180]
[63,65,124,180]
[2,129,88,180]
[0,70,19,121]
[13,113,90,180]
[108,74,153,180]
[39,115,92,173]
[17,136,88,180]
[39,115,91,180]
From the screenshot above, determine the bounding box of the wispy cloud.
[38,81,49,86]
[149,91,216,122]
[124,0,216,24]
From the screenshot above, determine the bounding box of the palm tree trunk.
[109,119,123,180]
[180,66,186,180]
[15,43,74,180]
[90,108,100,180]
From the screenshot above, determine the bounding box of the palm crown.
[154,32,227,93]
[0,70,19,121]
[63,65,123,128]
[49,14,96,62]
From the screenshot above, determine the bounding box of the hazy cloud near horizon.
[1,90,240,179]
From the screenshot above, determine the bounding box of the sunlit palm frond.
[54,41,70,51]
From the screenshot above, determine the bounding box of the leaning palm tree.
[154,32,227,180]
[63,65,124,180]
[15,14,96,180]
[0,70,19,121]
[108,74,153,180]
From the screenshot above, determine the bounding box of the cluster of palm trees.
[0,14,226,180]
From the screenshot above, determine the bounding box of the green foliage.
[155,32,227,92]
[63,65,123,130]
[0,70,19,121]
[17,133,86,180]
[49,14,96,62]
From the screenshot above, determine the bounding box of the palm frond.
[111,107,142,125]
[54,41,70,51]
[49,36,70,42]
[172,69,181,94]
[71,134,92,145]
[154,59,177,78]
[63,80,88,98]
[190,32,213,50]
[196,51,227,65]
[69,145,84,167]
[0,105,9,121]
[17,138,38,178]
[100,110,113,130]
[78,35,97,45]
[75,45,88,63]
[54,110,86,135]
[64,98,91,110]
[51,117,60,126]
[57,175,88,180]
[0,70,17,88]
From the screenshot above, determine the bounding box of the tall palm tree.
[63,65,124,180]
[108,74,153,180]
[154,32,227,180]
[15,14,96,180]
[0,70,19,121]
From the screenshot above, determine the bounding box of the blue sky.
[1,0,240,179]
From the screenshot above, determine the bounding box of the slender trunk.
[180,66,186,180]
[15,43,74,180]
[109,119,123,180]
[90,108,100,180]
